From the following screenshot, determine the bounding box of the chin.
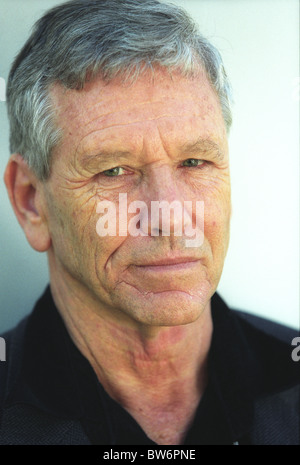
[113,283,213,327]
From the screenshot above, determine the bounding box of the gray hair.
[6,0,232,180]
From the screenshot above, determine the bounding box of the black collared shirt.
[1,286,298,445]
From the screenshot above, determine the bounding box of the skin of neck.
[49,255,213,442]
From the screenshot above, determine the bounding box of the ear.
[4,153,51,252]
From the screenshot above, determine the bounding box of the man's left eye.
[102,167,125,177]
[181,158,205,167]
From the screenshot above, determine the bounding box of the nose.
[137,165,193,237]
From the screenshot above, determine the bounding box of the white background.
[0,0,299,331]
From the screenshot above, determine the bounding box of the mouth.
[133,256,200,272]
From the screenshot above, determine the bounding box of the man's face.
[42,67,230,327]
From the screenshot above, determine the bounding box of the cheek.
[202,188,231,244]
[45,189,95,262]
[186,177,230,219]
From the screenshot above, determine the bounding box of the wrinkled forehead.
[49,67,227,159]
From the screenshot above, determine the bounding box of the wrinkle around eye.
[47,171,95,192]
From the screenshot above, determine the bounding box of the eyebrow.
[180,138,224,161]
[80,138,224,170]
[80,150,133,170]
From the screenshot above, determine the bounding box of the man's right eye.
[101,167,125,177]
[181,158,205,168]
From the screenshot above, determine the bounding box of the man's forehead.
[49,68,226,162]
[50,67,218,122]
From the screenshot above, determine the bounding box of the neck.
[49,271,213,444]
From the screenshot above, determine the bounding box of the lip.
[138,257,199,266]
[134,256,200,271]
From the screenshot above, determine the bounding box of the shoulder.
[213,295,299,445]
[0,317,28,408]
[232,307,299,389]
[212,292,299,390]
[233,308,298,344]
[0,297,90,445]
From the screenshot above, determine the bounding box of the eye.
[181,158,205,168]
[101,167,125,177]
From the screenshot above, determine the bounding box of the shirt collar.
[209,293,258,441]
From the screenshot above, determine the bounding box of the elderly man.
[0,0,298,446]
